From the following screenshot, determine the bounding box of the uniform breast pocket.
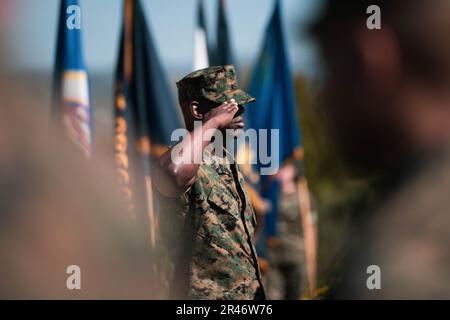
[207,189,241,222]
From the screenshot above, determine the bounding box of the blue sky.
[7,0,324,78]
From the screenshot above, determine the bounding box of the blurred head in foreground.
[313,0,450,173]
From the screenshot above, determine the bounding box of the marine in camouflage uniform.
[264,162,314,300]
[154,66,265,300]
[266,189,307,300]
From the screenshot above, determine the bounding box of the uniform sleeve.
[153,186,188,254]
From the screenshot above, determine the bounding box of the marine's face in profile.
[224,105,245,137]
[192,101,246,137]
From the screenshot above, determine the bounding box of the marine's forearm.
[154,119,219,196]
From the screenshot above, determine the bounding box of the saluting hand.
[204,99,239,129]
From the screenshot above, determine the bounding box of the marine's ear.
[189,101,203,120]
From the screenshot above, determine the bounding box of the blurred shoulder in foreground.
[0,85,157,299]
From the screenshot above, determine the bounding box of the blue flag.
[114,0,182,247]
[247,0,302,238]
[53,0,93,157]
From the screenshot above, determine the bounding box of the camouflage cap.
[176,65,256,106]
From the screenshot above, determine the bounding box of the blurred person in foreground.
[0,88,156,299]
[312,0,450,298]
[153,66,265,300]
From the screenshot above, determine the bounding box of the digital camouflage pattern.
[156,149,264,300]
[176,65,256,105]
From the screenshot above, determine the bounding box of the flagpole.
[145,174,157,248]
[296,177,317,298]
[138,135,158,250]
[124,0,133,83]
